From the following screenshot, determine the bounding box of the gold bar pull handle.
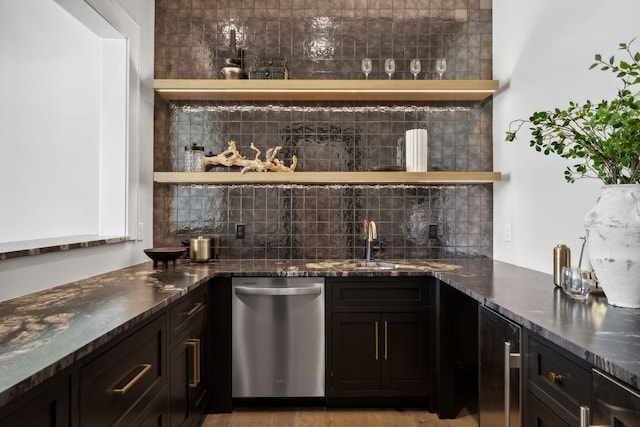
[194,338,201,385]
[384,321,388,360]
[186,339,199,388]
[374,321,379,361]
[113,364,152,395]
[182,302,204,318]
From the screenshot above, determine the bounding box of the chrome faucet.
[364,220,378,261]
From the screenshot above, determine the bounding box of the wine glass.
[409,58,421,80]
[435,58,447,79]
[361,58,372,80]
[384,58,396,80]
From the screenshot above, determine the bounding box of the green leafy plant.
[506,39,640,184]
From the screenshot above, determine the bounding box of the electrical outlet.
[428,224,438,239]
[137,222,144,241]
[235,224,245,239]
[504,223,511,242]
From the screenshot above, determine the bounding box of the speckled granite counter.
[0,258,638,409]
[0,261,216,408]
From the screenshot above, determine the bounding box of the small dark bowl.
[144,247,187,268]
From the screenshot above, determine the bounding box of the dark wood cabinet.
[434,281,479,419]
[326,277,432,404]
[380,312,431,393]
[0,372,70,427]
[78,314,168,427]
[168,286,209,427]
[523,333,591,427]
[208,278,232,413]
[381,311,430,392]
[330,312,381,393]
[478,306,521,427]
[0,286,215,427]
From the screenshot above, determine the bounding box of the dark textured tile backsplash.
[154,183,493,259]
[153,0,494,260]
[155,0,492,81]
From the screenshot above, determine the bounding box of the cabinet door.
[189,326,208,426]
[169,325,208,427]
[380,312,430,392]
[526,334,591,426]
[329,312,380,395]
[479,306,521,427]
[169,341,190,427]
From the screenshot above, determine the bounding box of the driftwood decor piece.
[204,140,297,174]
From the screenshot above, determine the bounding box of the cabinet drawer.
[527,335,591,421]
[593,369,640,427]
[329,277,430,307]
[169,287,207,342]
[79,315,166,427]
[524,392,571,427]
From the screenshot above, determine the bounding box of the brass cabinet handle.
[113,364,152,394]
[186,339,200,388]
[384,321,388,360]
[182,302,204,317]
[374,321,379,361]
[194,338,201,385]
[549,372,564,384]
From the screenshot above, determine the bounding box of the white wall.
[493,0,640,273]
[0,0,154,302]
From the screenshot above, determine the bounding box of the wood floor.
[203,407,478,427]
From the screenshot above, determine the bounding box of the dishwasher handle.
[234,285,322,296]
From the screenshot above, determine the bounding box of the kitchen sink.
[304,260,405,270]
[350,261,399,269]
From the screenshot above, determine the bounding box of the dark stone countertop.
[0,258,638,409]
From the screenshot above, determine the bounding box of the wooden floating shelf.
[153,79,499,102]
[154,171,502,185]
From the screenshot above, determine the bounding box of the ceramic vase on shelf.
[584,184,640,308]
[405,129,428,172]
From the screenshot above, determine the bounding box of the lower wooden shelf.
[153,171,501,185]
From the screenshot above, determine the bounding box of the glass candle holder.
[184,144,205,172]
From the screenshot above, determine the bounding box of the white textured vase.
[405,129,428,172]
[584,184,640,308]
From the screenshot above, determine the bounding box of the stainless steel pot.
[221,66,244,79]
[189,236,211,262]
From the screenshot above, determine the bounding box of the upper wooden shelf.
[153,79,499,102]
[154,171,502,185]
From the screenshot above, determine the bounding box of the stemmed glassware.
[435,58,447,79]
[361,58,372,80]
[409,59,421,80]
[384,58,396,80]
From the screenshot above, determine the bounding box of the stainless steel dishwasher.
[232,277,325,398]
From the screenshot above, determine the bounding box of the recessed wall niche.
[0,0,132,251]
[153,0,494,260]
